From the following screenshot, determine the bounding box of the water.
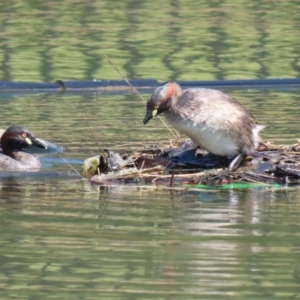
[0,0,300,299]
[1,181,300,299]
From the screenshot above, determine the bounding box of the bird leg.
[228,153,245,171]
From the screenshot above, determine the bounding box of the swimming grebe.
[0,126,46,171]
[143,82,264,171]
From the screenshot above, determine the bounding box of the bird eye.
[22,133,27,138]
[154,105,159,109]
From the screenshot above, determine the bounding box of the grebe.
[143,82,264,170]
[0,126,46,171]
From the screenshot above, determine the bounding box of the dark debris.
[84,139,300,188]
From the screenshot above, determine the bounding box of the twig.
[74,103,108,160]
[138,159,145,179]
[92,165,165,180]
[104,54,178,139]
[140,171,205,178]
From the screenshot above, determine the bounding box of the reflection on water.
[0,0,300,82]
[0,179,299,299]
[1,0,300,298]
[0,86,299,299]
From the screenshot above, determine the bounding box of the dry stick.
[142,171,205,178]
[124,151,139,173]
[74,103,108,159]
[137,159,145,179]
[58,104,109,178]
[104,54,178,140]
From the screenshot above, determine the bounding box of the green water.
[0,0,300,299]
[1,0,300,81]
[1,181,300,299]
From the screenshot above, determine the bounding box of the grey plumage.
[143,82,264,170]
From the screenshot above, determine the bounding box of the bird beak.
[143,109,158,125]
[143,112,153,125]
[27,137,47,149]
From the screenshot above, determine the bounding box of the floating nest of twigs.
[82,139,300,189]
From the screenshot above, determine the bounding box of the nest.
[82,139,300,190]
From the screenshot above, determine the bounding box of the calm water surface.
[0,178,300,299]
[0,90,299,299]
[1,0,300,299]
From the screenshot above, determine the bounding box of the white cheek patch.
[25,137,32,145]
[152,109,158,117]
